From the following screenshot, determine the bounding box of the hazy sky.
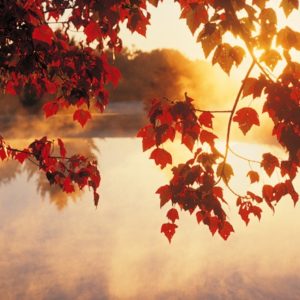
[120,0,202,60]
[119,0,300,79]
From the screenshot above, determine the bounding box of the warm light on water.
[0,138,299,299]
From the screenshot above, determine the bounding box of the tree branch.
[215,60,255,185]
[5,146,73,161]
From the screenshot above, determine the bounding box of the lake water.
[0,137,300,300]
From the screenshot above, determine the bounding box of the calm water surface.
[0,138,300,300]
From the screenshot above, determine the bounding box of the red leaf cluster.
[0,0,299,244]
[0,137,100,206]
[140,89,299,242]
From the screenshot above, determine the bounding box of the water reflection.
[0,138,299,299]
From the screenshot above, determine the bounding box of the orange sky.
[119,0,300,79]
[120,0,201,59]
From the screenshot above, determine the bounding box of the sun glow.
[120,0,300,80]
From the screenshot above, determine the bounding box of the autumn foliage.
[0,0,299,242]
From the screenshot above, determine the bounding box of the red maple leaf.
[136,125,156,152]
[166,208,179,223]
[247,170,260,183]
[207,216,219,235]
[106,64,121,87]
[156,125,176,145]
[182,134,195,152]
[127,9,150,36]
[242,78,258,97]
[261,153,279,177]
[0,147,7,160]
[32,25,54,45]
[84,21,102,44]
[150,148,172,169]
[196,211,204,224]
[57,138,66,158]
[181,3,208,34]
[200,130,217,146]
[73,109,91,127]
[233,107,260,135]
[250,205,262,220]
[247,191,263,203]
[161,223,178,243]
[218,221,234,240]
[43,101,59,118]
[63,177,75,193]
[14,151,30,164]
[199,112,214,128]
[281,161,297,180]
[273,182,288,202]
[262,184,274,209]
[285,180,299,204]
[239,204,250,225]
[156,185,172,208]
[239,202,262,225]
[44,79,57,94]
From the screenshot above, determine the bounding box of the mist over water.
[0,48,277,149]
[0,138,299,299]
[0,48,298,299]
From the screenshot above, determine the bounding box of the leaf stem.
[228,146,261,164]
[195,109,232,113]
[225,180,248,199]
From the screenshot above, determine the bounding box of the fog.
[0,138,299,299]
[0,48,275,143]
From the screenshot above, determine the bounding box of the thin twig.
[215,60,255,186]
[195,109,232,113]
[46,21,69,24]
[6,146,71,161]
[225,180,247,199]
[43,5,76,14]
[228,146,261,164]
[27,157,40,167]
[224,61,255,163]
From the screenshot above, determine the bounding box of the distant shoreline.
[0,101,147,139]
